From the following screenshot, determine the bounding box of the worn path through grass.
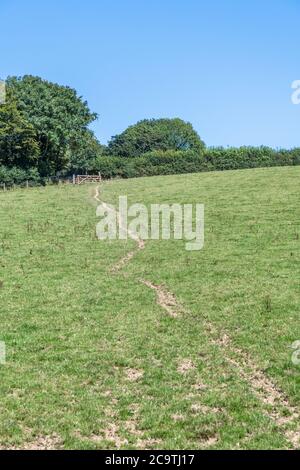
[0,167,299,449]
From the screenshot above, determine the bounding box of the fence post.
[26,180,29,188]
[73,174,76,185]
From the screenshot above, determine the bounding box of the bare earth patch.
[140,280,182,318]
[103,423,128,449]
[285,430,300,449]
[136,438,162,450]
[200,435,219,448]
[192,382,208,391]
[0,434,62,450]
[111,251,136,273]
[171,414,185,421]
[177,359,195,374]
[87,423,128,449]
[191,404,221,414]
[125,368,144,382]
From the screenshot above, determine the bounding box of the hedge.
[90,147,300,179]
[1,147,300,185]
[0,166,42,187]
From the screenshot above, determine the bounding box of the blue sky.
[1,0,299,147]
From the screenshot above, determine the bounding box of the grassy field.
[0,166,299,449]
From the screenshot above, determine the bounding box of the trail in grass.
[94,185,300,449]
[94,185,145,271]
[212,334,300,448]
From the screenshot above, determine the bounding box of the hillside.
[0,166,299,449]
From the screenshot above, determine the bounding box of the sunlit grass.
[0,167,299,449]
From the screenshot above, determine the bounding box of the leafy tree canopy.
[6,75,98,175]
[0,87,39,169]
[69,129,105,173]
[108,118,205,158]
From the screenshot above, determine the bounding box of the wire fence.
[0,176,72,191]
[0,174,102,191]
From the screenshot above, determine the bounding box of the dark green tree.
[0,91,40,169]
[7,75,98,175]
[108,118,205,158]
[69,129,105,173]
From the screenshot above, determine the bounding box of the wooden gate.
[73,174,102,185]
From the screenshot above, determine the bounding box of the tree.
[0,92,40,169]
[7,75,98,175]
[108,118,205,158]
[69,129,105,173]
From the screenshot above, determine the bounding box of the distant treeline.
[0,75,299,186]
[89,147,300,179]
[1,147,299,186]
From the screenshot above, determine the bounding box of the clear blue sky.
[1,0,299,148]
